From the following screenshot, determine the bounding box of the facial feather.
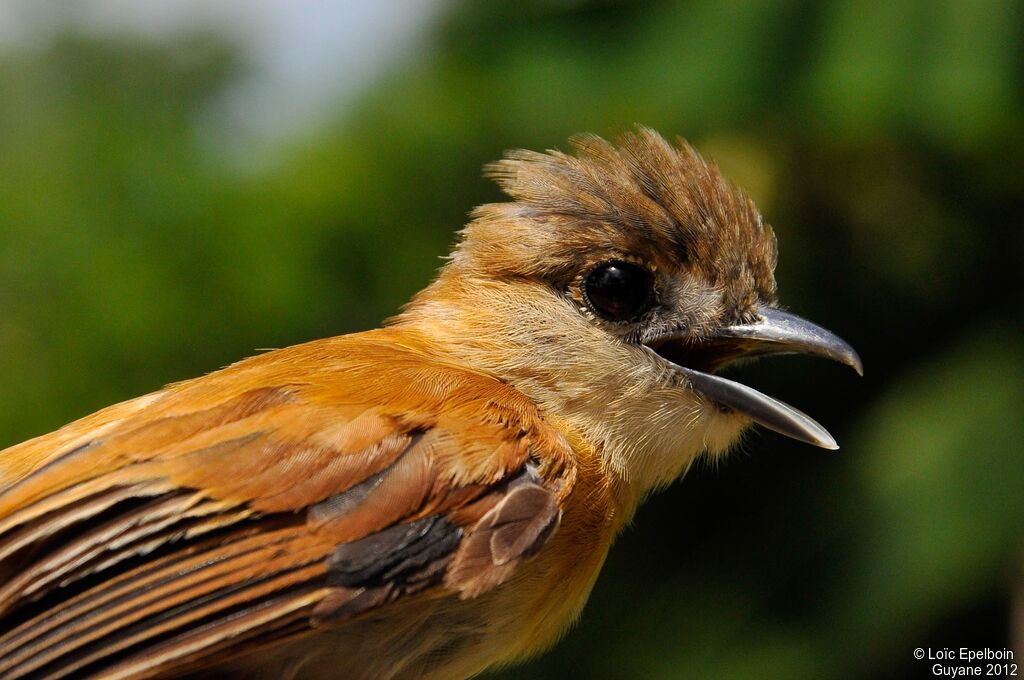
[397,128,771,497]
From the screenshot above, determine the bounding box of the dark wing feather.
[0,333,575,679]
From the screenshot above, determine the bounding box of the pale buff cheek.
[699,410,751,460]
[403,285,752,495]
[600,394,751,493]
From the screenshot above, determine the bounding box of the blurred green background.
[0,1,1021,678]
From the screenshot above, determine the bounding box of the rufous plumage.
[0,128,860,679]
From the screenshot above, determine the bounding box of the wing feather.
[0,330,575,678]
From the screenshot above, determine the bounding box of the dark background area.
[0,1,1021,678]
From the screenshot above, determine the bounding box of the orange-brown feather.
[0,128,771,679]
[0,327,582,679]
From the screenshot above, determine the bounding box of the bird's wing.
[0,329,576,679]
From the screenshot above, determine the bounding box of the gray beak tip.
[796,419,840,451]
[846,351,865,377]
[817,436,840,451]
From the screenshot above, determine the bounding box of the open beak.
[647,307,862,449]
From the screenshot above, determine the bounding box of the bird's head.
[398,128,861,497]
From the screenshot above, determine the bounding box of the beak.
[647,307,862,450]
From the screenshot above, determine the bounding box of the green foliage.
[0,1,1019,677]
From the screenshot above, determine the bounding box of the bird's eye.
[582,261,654,322]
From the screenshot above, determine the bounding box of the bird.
[0,127,861,679]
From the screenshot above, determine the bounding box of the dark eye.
[582,261,654,322]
